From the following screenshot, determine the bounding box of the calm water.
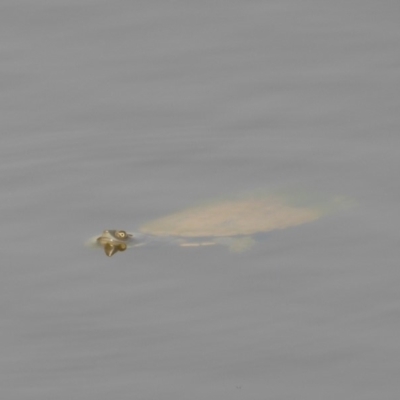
[1,1,400,399]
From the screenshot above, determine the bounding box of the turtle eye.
[116,230,126,239]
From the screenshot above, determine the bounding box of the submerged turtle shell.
[140,195,327,238]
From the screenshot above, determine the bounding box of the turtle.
[87,193,351,257]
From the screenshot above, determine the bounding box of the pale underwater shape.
[139,193,353,238]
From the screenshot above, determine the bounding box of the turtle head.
[96,230,133,257]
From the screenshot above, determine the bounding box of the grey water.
[1,1,400,399]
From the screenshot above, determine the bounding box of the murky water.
[1,1,400,399]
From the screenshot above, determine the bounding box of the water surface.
[1,1,400,399]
